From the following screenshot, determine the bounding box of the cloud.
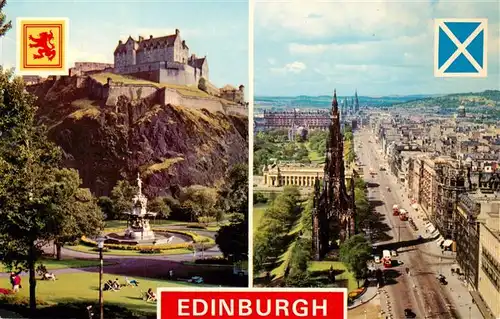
[255,0,500,95]
[267,58,276,65]
[270,61,307,74]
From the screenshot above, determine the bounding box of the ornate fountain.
[124,173,157,241]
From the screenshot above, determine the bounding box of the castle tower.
[312,89,356,260]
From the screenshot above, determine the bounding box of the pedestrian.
[169,269,174,280]
[12,273,21,293]
[9,272,15,290]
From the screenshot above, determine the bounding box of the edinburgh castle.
[113,29,209,87]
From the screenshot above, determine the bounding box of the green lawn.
[253,204,268,232]
[1,273,214,314]
[66,245,192,256]
[0,258,115,273]
[308,261,358,292]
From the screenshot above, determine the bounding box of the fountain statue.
[124,173,157,241]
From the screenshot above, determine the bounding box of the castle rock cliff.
[28,76,248,197]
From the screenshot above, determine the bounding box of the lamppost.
[96,237,106,319]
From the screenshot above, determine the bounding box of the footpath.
[348,278,379,310]
[389,174,483,319]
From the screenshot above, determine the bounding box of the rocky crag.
[28,76,248,197]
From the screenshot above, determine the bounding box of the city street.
[355,129,456,319]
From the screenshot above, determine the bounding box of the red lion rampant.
[28,30,56,61]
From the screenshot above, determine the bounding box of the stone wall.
[84,76,246,116]
[117,61,202,86]
[70,62,114,76]
[220,89,245,105]
[226,105,248,117]
[106,81,159,106]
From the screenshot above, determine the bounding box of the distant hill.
[255,90,500,115]
[392,90,500,108]
[391,90,500,122]
[254,94,427,110]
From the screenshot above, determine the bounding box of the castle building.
[312,90,356,260]
[113,29,209,86]
[220,85,245,105]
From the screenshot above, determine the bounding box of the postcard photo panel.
[0,0,250,316]
[252,1,498,319]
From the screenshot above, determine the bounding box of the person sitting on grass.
[147,288,157,302]
[125,277,139,287]
[112,278,121,290]
[104,280,117,292]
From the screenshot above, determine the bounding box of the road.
[355,128,456,319]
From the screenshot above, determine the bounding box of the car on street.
[404,308,416,318]
[374,256,381,263]
[390,250,398,257]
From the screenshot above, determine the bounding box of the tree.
[198,77,207,92]
[0,67,96,313]
[339,234,372,287]
[344,131,353,141]
[97,196,114,219]
[216,164,248,262]
[110,179,137,219]
[217,164,248,222]
[354,188,371,230]
[215,219,247,261]
[181,185,218,225]
[147,197,171,219]
[51,169,104,260]
[0,0,11,37]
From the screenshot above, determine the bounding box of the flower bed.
[348,287,366,299]
[81,228,214,251]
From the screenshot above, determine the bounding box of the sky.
[254,0,500,97]
[0,0,248,89]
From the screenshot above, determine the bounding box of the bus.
[393,204,400,216]
[399,209,408,221]
[382,250,392,268]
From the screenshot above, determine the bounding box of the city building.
[477,204,500,319]
[262,163,324,187]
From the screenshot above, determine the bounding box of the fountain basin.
[104,231,191,246]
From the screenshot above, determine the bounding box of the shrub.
[139,248,162,254]
[0,294,47,306]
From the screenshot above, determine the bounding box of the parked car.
[404,308,416,318]
[391,250,398,257]
[374,256,381,263]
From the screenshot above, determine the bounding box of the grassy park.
[253,203,268,232]
[308,261,358,292]
[0,273,213,315]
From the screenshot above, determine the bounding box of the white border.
[434,18,488,78]
[156,287,348,319]
[248,0,255,288]
[15,17,70,76]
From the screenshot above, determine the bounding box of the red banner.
[157,288,347,319]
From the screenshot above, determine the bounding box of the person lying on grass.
[43,272,56,281]
[125,277,139,286]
